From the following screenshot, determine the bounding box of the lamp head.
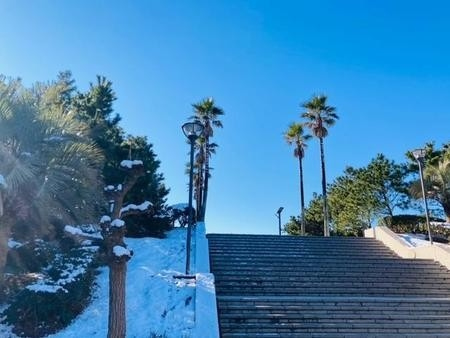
[182,121,204,141]
[277,207,284,214]
[412,148,426,161]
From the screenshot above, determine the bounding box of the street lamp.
[182,121,204,275]
[276,207,284,236]
[412,148,433,245]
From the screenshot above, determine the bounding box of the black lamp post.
[182,121,204,275]
[276,207,284,236]
[412,148,433,245]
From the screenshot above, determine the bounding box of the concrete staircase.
[207,234,450,337]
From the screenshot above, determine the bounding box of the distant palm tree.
[302,95,339,236]
[284,122,311,235]
[190,98,224,221]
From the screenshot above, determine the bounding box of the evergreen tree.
[328,154,410,235]
[284,193,325,236]
[72,77,170,235]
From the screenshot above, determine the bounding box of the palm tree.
[410,146,450,222]
[301,95,339,236]
[0,77,104,272]
[284,122,311,235]
[190,98,224,221]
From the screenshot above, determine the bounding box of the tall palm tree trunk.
[319,137,329,236]
[196,164,203,218]
[200,143,210,222]
[298,155,306,235]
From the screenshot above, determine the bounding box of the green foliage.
[284,122,311,235]
[284,122,311,159]
[301,95,338,139]
[284,194,324,236]
[328,154,410,236]
[189,98,224,221]
[0,74,104,238]
[407,142,450,222]
[5,245,98,337]
[6,240,59,274]
[283,216,323,236]
[71,77,170,237]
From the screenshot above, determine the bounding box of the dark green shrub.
[6,240,58,274]
[5,246,98,337]
[125,214,171,238]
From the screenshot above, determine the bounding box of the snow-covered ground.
[50,228,195,338]
[397,233,431,247]
[0,228,195,338]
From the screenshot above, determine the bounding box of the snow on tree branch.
[111,219,125,228]
[64,225,103,239]
[113,245,132,258]
[120,201,152,217]
[120,160,143,169]
[100,215,111,224]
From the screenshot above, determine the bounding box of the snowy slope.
[49,228,194,338]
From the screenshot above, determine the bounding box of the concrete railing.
[365,226,450,269]
[192,222,220,338]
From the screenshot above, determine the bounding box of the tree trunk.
[0,222,12,273]
[200,142,210,222]
[196,164,203,218]
[108,261,127,338]
[298,154,306,236]
[443,198,450,223]
[319,137,329,236]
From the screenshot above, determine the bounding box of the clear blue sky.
[1,1,449,234]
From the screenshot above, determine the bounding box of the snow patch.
[8,238,23,249]
[104,184,122,192]
[0,175,6,188]
[113,245,131,257]
[100,215,111,224]
[49,229,195,338]
[170,203,188,211]
[111,219,125,228]
[120,160,143,169]
[398,233,430,247]
[26,284,66,293]
[64,225,102,239]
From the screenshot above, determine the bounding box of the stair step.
[208,234,450,336]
